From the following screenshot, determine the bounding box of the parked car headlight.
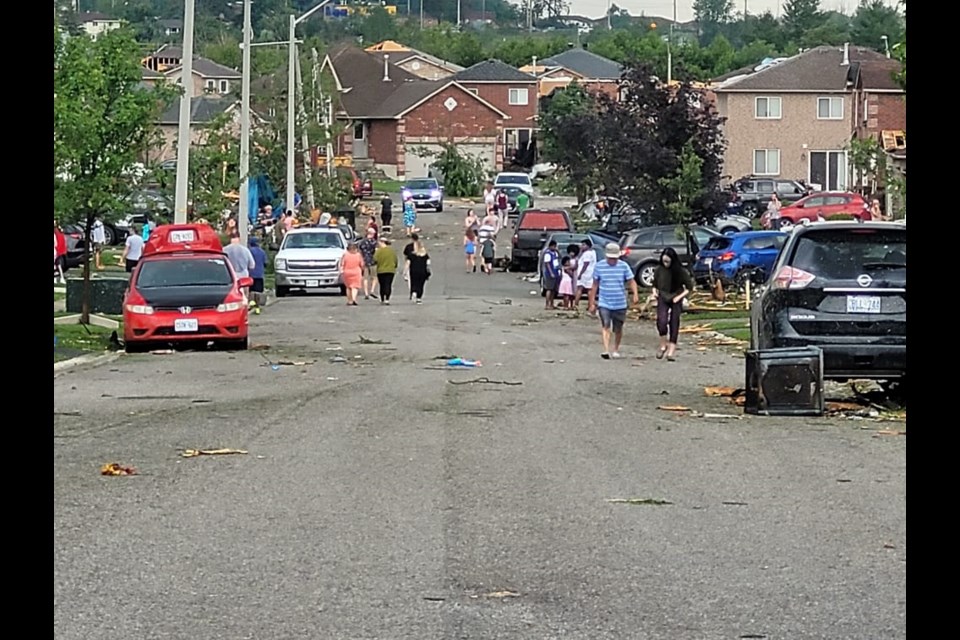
[275,258,286,270]
[431,190,441,198]
[217,302,244,312]
[125,304,154,315]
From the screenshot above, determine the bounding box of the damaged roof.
[539,48,622,80]
[714,45,900,92]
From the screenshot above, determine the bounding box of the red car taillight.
[621,247,630,256]
[772,266,815,289]
[717,251,735,261]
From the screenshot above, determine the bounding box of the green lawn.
[375,179,403,195]
[54,322,118,362]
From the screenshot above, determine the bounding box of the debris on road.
[150,349,174,355]
[250,344,270,351]
[181,448,248,458]
[100,462,137,476]
[447,358,481,368]
[679,324,713,334]
[55,410,82,417]
[690,411,743,420]
[722,501,749,506]
[704,386,741,397]
[448,377,522,386]
[355,335,390,344]
[330,356,348,363]
[325,346,343,351]
[482,299,513,306]
[326,377,339,381]
[874,429,906,437]
[422,596,446,602]
[476,590,520,599]
[657,405,691,412]
[606,498,673,505]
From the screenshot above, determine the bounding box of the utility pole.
[420,0,423,29]
[173,0,196,224]
[607,0,612,30]
[326,97,334,178]
[238,0,252,244]
[457,0,461,27]
[286,1,332,218]
[744,0,748,19]
[295,50,315,213]
[527,1,532,32]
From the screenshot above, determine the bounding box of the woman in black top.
[380,194,393,229]
[404,238,431,304]
[653,247,694,361]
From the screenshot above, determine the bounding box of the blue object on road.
[447,358,481,368]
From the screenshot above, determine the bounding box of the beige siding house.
[364,40,464,81]
[712,45,902,192]
[163,58,241,97]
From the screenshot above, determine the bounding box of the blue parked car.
[692,231,787,286]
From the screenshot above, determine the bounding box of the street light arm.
[294,0,334,26]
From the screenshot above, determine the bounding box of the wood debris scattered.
[657,405,691,412]
[181,448,248,458]
[606,498,673,505]
[100,462,137,476]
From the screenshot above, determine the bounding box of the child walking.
[464,228,477,273]
[480,235,496,274]
[559,255,576,308]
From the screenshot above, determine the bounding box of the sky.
[564,1,895,24]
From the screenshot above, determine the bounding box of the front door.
[809,151,848,191]
[352,122,368,159]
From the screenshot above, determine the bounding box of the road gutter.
[54,351,122,375]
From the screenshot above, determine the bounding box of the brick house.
[452,60,538,166]
[364,40,464,80]
[321,45,509,179]
[519,48,622,100]
[711,44,905,192]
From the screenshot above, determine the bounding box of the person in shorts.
[588,243,639,359]
[247,237,268,311]
[541,240,561,309]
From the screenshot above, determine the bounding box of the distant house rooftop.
[539,48,622,80]
[158,96,238,125]
[454,59,536,83]
[164,57,242,79]
[78,12,119,23]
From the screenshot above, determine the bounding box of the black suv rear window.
[138,257,233,287]
[704,237,732,251]
[790,229,906,280]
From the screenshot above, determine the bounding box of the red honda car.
[123,224,252,352]
[763,192,871,228]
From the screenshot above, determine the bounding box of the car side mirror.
[238,276,254,288]
[439,186,444,192]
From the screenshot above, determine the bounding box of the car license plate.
[306,279,319,288]
[846,296,881,314]
[174,318,198,332]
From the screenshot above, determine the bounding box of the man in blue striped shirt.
[589,243,639,359]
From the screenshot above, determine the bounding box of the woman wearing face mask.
[653,247,694,361]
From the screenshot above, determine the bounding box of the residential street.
[54,205,906,640]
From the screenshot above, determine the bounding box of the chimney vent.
[383,54,391,81]
[842,43,850,66]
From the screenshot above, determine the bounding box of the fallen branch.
[447,377,523,386]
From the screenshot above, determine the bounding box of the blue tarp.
[245,175,278,222]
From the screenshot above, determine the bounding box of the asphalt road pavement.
[54,203,906,639]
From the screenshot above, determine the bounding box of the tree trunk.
[81,211,93,325]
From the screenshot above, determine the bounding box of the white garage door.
[405,142,496,180]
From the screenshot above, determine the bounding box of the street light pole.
[287,1,333,218]
[173,0,196,224]
[238,0,252,244]
[667,0,676,85]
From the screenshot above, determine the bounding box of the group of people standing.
[338,217,431,306]
[463,209,499,274]
[538,238,694,361]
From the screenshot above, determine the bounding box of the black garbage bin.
[66,275,128,316]
[334,206,356,231]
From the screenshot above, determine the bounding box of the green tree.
[54,26,176,323]
[851,0,904,51]
[538,83,602,203]
[893,39,905,91]
[658,141,705,224]
[782,0,824,43]
[693,0,734,45]
[357,6,398,44]
[800,11,851,47]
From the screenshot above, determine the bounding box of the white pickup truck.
[274,227,348,297]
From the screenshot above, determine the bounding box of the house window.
[508,88,529,106]
[219,80,229,94]
[353,122,364,140]
[755,96,781,119]
[504,128,533,163]
[753,149,780,175]
[817,96,843,120]
[204,79,216,92]
[809,150,848,191]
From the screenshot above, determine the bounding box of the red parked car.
[763,192,870,228]
[337,167,373,198]
[122,224,252,352]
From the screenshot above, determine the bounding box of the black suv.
[733,177,810,217]
[750,222,906,385]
